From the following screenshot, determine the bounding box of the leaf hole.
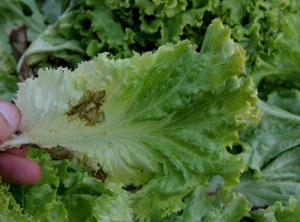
[206,175,224,195]
[19,2,33,17]
[226,144,243,155]
[241,16,249,26]
[122,183,143,193]
[50,183,57,190]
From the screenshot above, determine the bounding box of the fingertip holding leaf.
[4,146,28,157]
[0,152,41,185]
[0,100,21,144]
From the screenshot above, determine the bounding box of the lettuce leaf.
[16,0,85,76]
[250,197,300,222]
[0,182,33,222]
[54,159,111,221]
[0,0,46,46]
[232,101,300,209]
[156,184,249,222]
[0,20,258,219]
[2,0,300,220]
[233,146,300,209]
[9,148,68,221]
[1,147,114,221]
[0,47,18,101]
[92,184,134,222]
[267,90,300,116]
[251,12,300,97]
[239,100,300,174]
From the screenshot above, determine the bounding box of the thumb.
[0,101,21,145]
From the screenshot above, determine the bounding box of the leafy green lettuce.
[2,0,300,220]
[0,182,33,222]
[9,0,300,105]
[0,0,46,47]
[0,0,49,100]
[157,183,249,222]
[91,184,134,222]
[0,20,258,219]
[231,100,300,210]
[1,147,121,221]
[9,148,68,221]
[0,47,18,101]
[250,197,300,222]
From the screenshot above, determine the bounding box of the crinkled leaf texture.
[0,20,258,220]
[232,146,300,209]
[240,100,300,174]
[232,101,300,209]
[4,148,68,222]
[92,183,134,222]
[0,182,33,222]
[156,183,249,222]
[4,147,113,221]
[0,47,18,101]
[250,197,300,222]
[267,90,300,116]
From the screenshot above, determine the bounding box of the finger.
[0,153,41,185]
[0,101,21,144]
[4,146,28,157]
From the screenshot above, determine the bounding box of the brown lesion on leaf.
[5,24,28,62]
[15,130,22,136]
[43,146,108,182]
[67,90,106,126]
[46,147,74,160]
[91,168,108,182]
[122,184,143,193]
[5,24,32,81]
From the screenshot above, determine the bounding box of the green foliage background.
[1,0,300,221]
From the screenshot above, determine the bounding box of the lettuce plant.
[1,0,300,221]
[0,20,259,220]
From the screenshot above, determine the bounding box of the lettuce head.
[0,20,259,220]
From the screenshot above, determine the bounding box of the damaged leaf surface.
[0,20,258,219]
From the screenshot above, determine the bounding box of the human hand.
[0,100,41,184]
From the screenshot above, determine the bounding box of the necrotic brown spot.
[67,90,106,126]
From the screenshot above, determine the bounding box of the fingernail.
[0,102,19,126]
